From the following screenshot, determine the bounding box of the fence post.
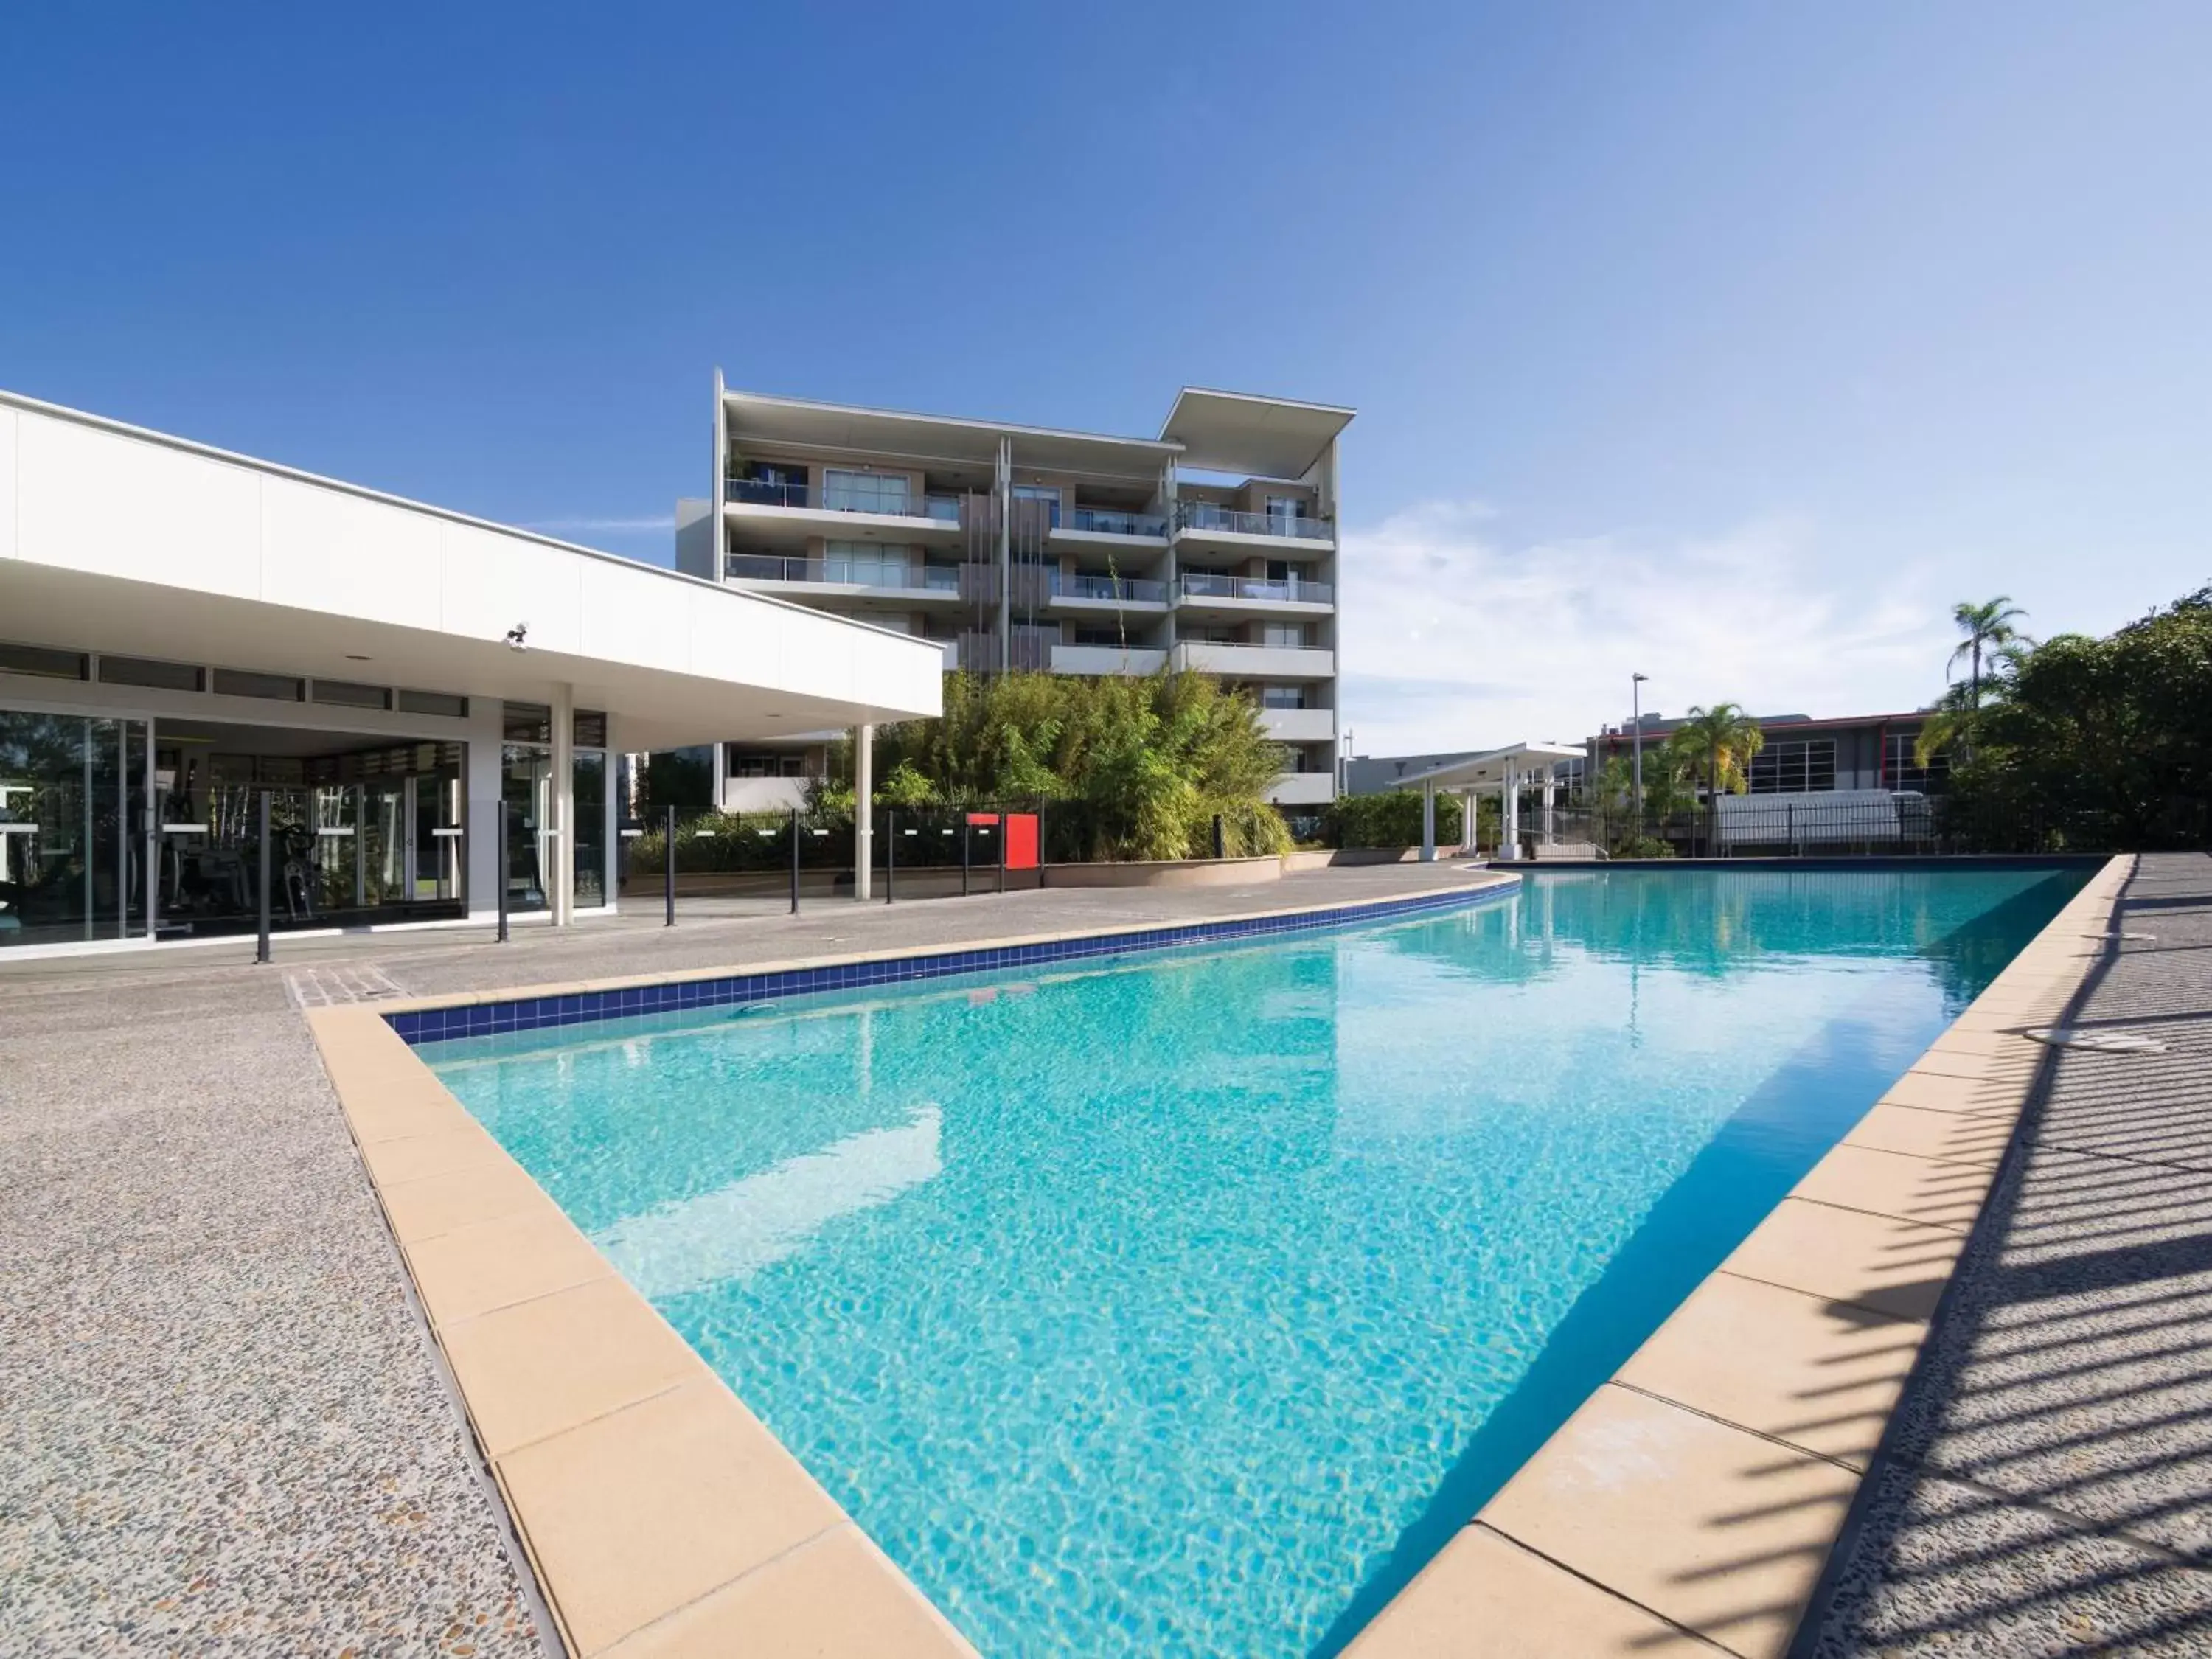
[496,798,511,944]
[790,807,800,914]
[255,789,272,964]
[885,809,895,904]
[664,804,676,927]
[1212,813,1225,860]
[998,807,1007,894]
[961,817,971,897]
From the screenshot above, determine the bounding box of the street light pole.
[1631,673,1649,832]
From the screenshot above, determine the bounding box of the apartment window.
[823,469,911,516]
[1885,731,1950,795]
[1748,737,1837,794]
[823,541,912,588]
[397,689,470,720]
[725,749,810,779]
[1183,624,1239,644]
[98,655,204,692]
[1260,623,1307,648]
[1070,627,1129,647]
[313,679,394,712]
[1265,495,1308,531]
[1261,684,1306,709]
[211,668,305,702]
[1012,484,1062,529]
[0,641,88,681]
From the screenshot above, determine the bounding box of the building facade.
[1587,711,1949,795]
[0,389,939,956]
[675,380,1352,810]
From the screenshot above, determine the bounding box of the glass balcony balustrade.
[1175,504,1335,541]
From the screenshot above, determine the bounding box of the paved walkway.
[1809,853,2212,1655]
[0,863,1487,1656]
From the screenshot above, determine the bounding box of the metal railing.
[1067,507,1168,538]
[1177,572,1333,605]
[1534,793,2144,859]
[1053,572,1168,603]
[925,495,963,523]
[726,477,808,509]
[723,553,961,590]
[1175,504,1335,541]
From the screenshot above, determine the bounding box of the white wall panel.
[259,476,445,629]
[0,406,17,560]
[437,522,585,657]
[576,558,688,669]
[18,411,261,596]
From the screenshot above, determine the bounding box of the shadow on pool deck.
[1799,853,2212,1655]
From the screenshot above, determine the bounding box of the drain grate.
[285,964,408,1009]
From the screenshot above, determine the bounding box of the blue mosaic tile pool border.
[385,883,1515,1048]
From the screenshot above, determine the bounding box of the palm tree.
[1666,703,1765,801]
[1950,597,2030,709]
[1667,704,1764,856]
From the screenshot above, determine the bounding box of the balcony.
[1062,507,1168,539]
[723,553,963,594]
[1259,706,1336,743]
[1051,643,1168,676]
[1051,572,1169,605]
[1170,641,1335,680]
[1175,504,1335,544]
[726,477,809,509]
[1267,771,1337,806]
[1176,572,1333,607]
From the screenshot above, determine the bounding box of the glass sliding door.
[0,711,149,947]
[501,745,552,912]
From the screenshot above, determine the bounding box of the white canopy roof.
[1388,742,1584,791]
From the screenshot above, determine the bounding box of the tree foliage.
[827,670,1293,860]
[1938,584,2212,849]
[1665,703,1765,799]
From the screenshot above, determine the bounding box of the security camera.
[504,622,529,650]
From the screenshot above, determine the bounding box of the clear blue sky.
[5,2,2205,751]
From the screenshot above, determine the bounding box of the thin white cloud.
[521,513,675,534]
[1335,501,1953,757]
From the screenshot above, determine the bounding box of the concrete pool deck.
[8,856,2203,1655]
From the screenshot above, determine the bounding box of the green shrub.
[1324,790,1464,849]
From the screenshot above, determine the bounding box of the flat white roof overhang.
[1390,742,1585,791]
[0,390,943,749]
[1158,387,1354,480]
[723,388,1179,486]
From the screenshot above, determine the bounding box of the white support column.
[853,723,874,900]
[1461,787,1476,853]
[1501,767,1517,858]
[551,682,574,926]
[1421,779,1436,863]
[465,699,504,921]
[709,740,728,813]
[1542,774,1557,845]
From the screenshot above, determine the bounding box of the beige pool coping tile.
[1357,855,2132,1657]
[1480,1385,1863,1658]
[439,1276,710,1460]
[1787,1143,1996,1234]
[378,1155,555,1245]
[404,1207,616,1329]
[1346,1522,1728,1656]
[1613,1273,1924,1470]
[597,1525,975,1659]
[358,1121,509,1186]
[1839,1102,2017,1168]
[497,1380,847,1653]
[1721,1197,1969,1323]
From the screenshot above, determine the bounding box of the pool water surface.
[425,866,2084,1657]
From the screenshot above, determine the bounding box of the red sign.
[1004,813,1039,869]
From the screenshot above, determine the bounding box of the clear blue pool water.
[425,866,2084,1657]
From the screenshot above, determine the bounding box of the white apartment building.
[675,380,1350,811]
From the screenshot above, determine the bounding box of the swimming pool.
[423,866,2085,1656]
